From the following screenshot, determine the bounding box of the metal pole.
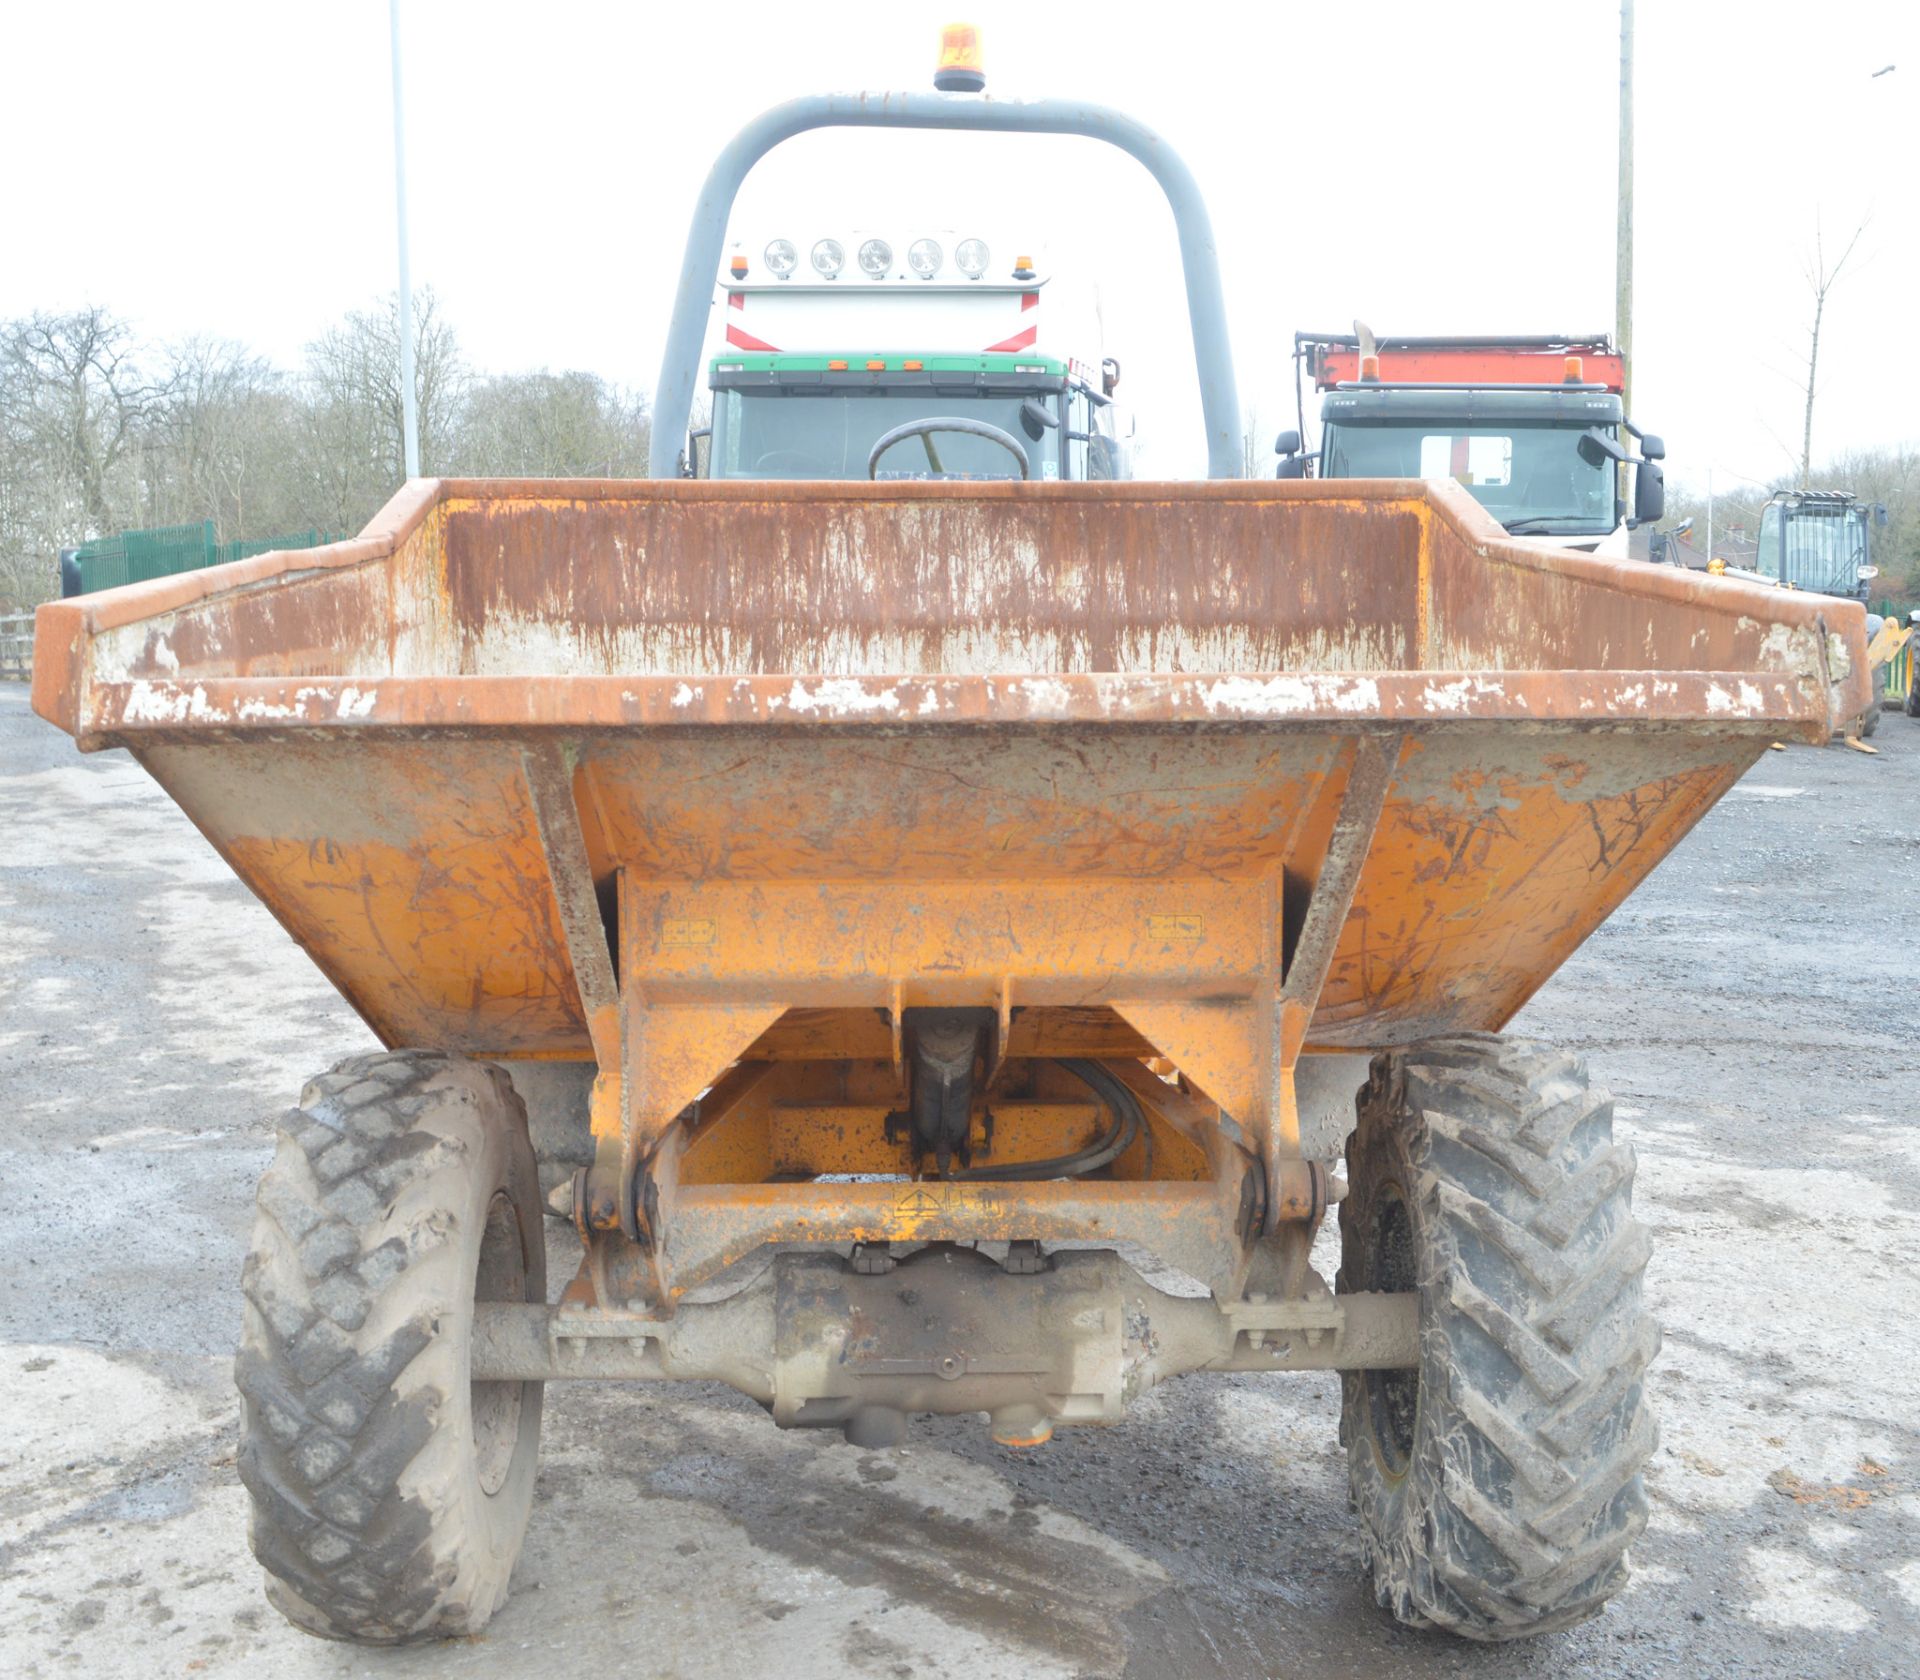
[1707,465,1714,565]
[1616,0,1633,421]
[389,0,421,480]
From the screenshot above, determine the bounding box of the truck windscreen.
[1321,421,1615,533]
[712,388,1060,480]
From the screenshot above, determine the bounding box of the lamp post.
[1616,0,1633,420]
[389,0,420,480]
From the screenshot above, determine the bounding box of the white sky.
[3,0,1913,490]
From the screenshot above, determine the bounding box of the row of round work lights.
[731,238,1033,282]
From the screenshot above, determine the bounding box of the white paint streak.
[233,696,300,721]
[1419,675,1508,714]
[121,682,213,724]
[1012,677,1073,713]
[1754,620,1819,677]
[1197,675,1382,717]
[120,682,381,725]
[782,678,903,717]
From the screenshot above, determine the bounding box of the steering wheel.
[753,449,824,475]
[867,417,1030,481]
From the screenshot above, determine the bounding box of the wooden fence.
[0,612,34,682]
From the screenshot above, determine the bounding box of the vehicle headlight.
[857,237,892,277]
[763,239,798,276]
[954,237,990,278]
[811,238,845,278]
[908,238,943,279]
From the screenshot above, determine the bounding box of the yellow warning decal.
[1148,914,1204,942]
[660,917,717,949]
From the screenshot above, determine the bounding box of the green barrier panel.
[75,525,341,595]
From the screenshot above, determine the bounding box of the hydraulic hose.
[952,1058,1142,1181]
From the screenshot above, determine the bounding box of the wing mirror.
[1633,459,1666,526]
[1273,428,1312,478]
[683,425,712,479]
[1578,426,1629,466]
[1020,396,1061,441]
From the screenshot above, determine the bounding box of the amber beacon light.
[934,23,986,92]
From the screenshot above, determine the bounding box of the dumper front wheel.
[1338,1034,1657,1641]
[236,1051,545,1644]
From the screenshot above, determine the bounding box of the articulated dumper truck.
[32,32,1870,1651]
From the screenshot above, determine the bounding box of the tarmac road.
[2,682,1916,1679]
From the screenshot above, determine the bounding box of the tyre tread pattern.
[235,1050,531,1644]
[1340,1032,1658,1641]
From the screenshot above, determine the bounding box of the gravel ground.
[1,682,1916,1679]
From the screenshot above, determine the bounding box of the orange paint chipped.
[30,475,1869,1282]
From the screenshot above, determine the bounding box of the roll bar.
[650,92,1241,479]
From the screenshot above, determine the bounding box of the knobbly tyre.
[32,26,1871,1651]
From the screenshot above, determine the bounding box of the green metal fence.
[74,522,341,594]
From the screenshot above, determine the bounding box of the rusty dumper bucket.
[33,472,1866,1217]
[30,74,1872,1655]
[30,477,1866,1143]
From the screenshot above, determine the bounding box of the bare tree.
[0,308,180,603]
[1798,215,1870,488]
[455,371,650,478]
[1241,405,1270,480]
[2,306,170,536]
[1666,440,1920,604]
[145,338,310,536]
[301,289,466,530]
[2,290,689,608]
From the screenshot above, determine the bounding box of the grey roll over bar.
[649,91,1243,480]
